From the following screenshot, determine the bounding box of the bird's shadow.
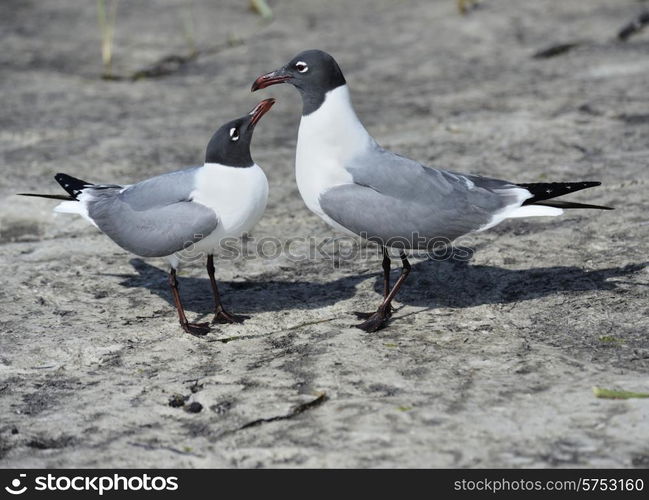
[103,256,647,317]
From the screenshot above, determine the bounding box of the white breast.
[295,85,374,234]
[190,163,268,251]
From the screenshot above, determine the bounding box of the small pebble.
[168,394,187,408]
[184,402,203,413]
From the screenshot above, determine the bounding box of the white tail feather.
[506,204,564,218]
[53,197,97,227]
[478,202,563,232]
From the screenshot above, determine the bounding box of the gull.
[21,98,275,335]
[252,50,612,332]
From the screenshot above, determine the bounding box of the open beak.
[251,68,291,91]
[248,98,276,128]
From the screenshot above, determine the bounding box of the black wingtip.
[518,181,605,205]
[54,173,92,199]
[537,200,614,210]
[17,193,75,200]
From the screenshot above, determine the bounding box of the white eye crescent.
[229,127,239,142]
[295,61,308,73]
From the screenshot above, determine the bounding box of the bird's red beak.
[251,69,291,92]
[249,98,276,127]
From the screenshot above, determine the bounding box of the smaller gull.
[20,98,275,335]
[252,50,613,332]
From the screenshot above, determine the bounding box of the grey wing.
[86,168,218,257]
[347,146,523,203]
[320,147,527,248]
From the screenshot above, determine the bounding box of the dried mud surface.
[1,0,648,468]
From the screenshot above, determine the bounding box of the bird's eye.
[229,127,239,142]
[295,61,308,73]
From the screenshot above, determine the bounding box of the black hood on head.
[205,117,254,167]
[252,49,346,116]
[204,98,275,167]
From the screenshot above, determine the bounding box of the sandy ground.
[1,0,648,468]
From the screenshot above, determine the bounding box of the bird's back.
[71,167,218,257]
[319,145,529,248]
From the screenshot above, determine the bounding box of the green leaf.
[250,0,273,20]
[598,335,623,344]
[593,387,649,399]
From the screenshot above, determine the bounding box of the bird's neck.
[298,85,374,162]
[203,161,253,169]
